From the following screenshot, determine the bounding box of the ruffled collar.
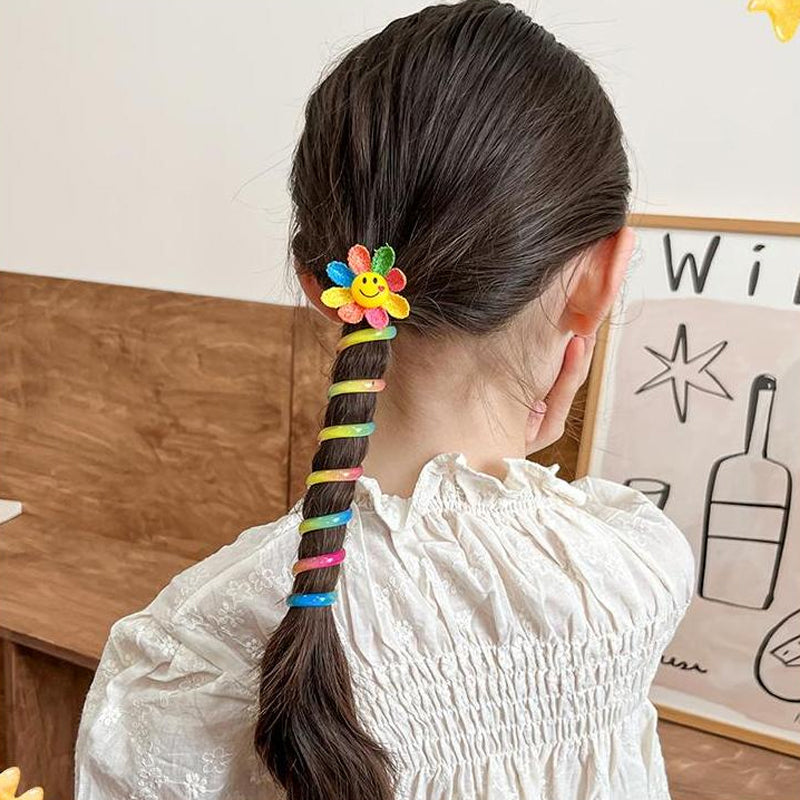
[353,452,586,529]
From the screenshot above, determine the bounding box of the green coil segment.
[328,378,386,398]
[336,325,397,352]
[298,508,353,534]
[318,422,376,442]
[305,467,364,486]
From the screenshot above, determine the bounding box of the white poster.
[586,219,800,749]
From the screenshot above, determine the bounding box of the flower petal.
[320,287,352,309]
[347,244,372,274]
[326,260,354,288]
[385,292,410,320]
[338,302,364,323]
[371,245,395,275]
[364,306,390,329]
[385,267,406,292]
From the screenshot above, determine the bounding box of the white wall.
[1,0,798,304]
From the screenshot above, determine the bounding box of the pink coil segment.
[305,466,364,486]
[292,548,347,575]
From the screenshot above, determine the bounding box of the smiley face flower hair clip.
[321,243,410,329]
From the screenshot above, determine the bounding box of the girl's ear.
[297,270,342,323]
[559,225,634,336]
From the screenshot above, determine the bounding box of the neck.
[361,336,530,497]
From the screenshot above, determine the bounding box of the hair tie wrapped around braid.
[255,7,631,798]
[285,243,409,608]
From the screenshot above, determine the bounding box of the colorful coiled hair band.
[287,243,409,609]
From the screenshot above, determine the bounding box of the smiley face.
[350,271,389,308]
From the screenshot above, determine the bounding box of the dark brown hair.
[255,2,630,798]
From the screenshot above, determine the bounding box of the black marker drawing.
[771,636,800,666]
[794,272,800,305]
[636,323,732,423]
[663,233,720,293]
[624,478,671,510]
[660,655,708,674]
[699,374,792,610]
[755,609,800,702]
[747,244,765,296]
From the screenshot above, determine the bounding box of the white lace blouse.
[75,453,695,800]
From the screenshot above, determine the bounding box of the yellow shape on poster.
[748,0,800,42]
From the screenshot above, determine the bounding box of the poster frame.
[577,213,800,756]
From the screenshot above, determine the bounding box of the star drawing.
[635,323,732,423]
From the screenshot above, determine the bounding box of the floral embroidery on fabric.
[74,454,693,800]
[183,771,207,799]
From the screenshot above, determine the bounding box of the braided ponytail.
[255,0,633,795]
[255,245,407,800]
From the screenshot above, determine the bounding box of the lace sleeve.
[74,609,278,800]
[573,475,696,608]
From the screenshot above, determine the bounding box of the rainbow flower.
[321,244,410,329]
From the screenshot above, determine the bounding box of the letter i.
[748,243,764,297]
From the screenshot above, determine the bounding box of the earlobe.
[561,225,634,336]
[298,271,342,323]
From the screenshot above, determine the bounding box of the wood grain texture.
[657,703,800,759]
[4,641,93,800]
[0,514,195,666]
[628,213,800,237]
[659,720,800,800]
[0,272,294,561]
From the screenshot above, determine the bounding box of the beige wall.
[1,0,798,303]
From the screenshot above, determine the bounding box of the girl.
[75,2,694,799]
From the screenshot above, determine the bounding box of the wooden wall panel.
[0,272,293,561]
[3,641,93,800]
[0,518,195,667]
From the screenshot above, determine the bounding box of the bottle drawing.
[698,374,792,610]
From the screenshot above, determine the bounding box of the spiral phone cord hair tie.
[287,243,409,608]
